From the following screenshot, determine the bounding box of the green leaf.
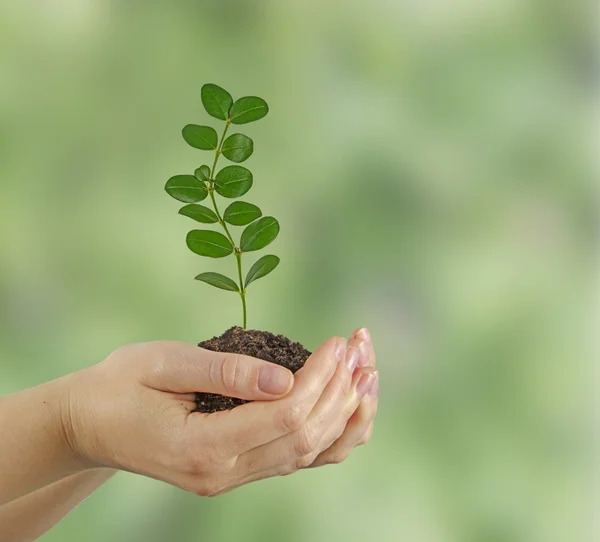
[165,175,208,203]
[221,133,254,163]
[194,165,211,182]
[214,165,253,198]
[240,216,280,252]
[195,272,239,291]
[223,201,262,226]
[245,255,280,288]
[229,96,269,124]
[201,84,233,121]
[186,230,233,258]
[182,125,218,150]
[178,204,219,224]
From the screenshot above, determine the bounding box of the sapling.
[165,83,279,329]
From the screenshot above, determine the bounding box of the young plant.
[165,84,279,329]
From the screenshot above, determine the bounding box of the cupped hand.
[62,330,378,496]
[309,328,378,468]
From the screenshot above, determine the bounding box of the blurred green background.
[0,1,595,541]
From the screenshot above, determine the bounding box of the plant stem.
[208,120,248,329]
[208,191,234,245]
[236,253,247,329]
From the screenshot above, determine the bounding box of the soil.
[194,326,311,413]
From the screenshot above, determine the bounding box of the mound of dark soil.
[194,326,311,413]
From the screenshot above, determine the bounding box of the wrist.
[0,373,94,504]
[55,369,102,471]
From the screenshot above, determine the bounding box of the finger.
[235,368,376,484]
[235,364,376,478]
[314,366,376,452]
[310,371,379,468]
[293,334,371,454]
[141,341,294,400]
[351,328,375,367]
[193,336,346,457]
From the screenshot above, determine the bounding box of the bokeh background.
[0,1,596,541]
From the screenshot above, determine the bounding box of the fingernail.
[345,347,359,372]
[258,365,292,395]
[357,373,375,398]
[368,372,379,397]
[357,328,371,344]
[335,338,346,363]
[357,340,370,367]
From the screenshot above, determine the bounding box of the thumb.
[146,341,294,401]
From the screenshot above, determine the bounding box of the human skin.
[0,469,116,542]
[0,328,378,539]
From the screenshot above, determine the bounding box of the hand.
[309,328,379,468]
[62,332,378,496]
[228,328,378,490]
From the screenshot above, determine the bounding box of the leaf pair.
[178,201,260,226]
[196,255,280,291]
[183,127,254,163]
[201,84,269,124]
[186,216,279,257]
[165,165,253,203]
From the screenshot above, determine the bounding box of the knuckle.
[277,402,308,433]
[322,430,342,452]
[215,354,241,391]
[108,342,137,361]
[358,425,374,446]
[295,451,319,470]
[329,451,350,465]
[341,401,358,422]
[334,370,350,394]
[110,342,155,369]
[221,354,245,394]
[209,353,245,393]
[192,481,221,498]
[135,341,189,378]
[331,421,347,443]
[294,424,320,456]
[295,456,313,470]
[278,464,297,477]
[146,340,181,360]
